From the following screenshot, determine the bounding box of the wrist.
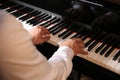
[59,46,74,59]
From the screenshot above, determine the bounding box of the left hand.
[29,26,50,45]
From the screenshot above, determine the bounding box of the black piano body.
[0,0,120,80]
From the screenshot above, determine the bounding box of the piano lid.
[77,0,120,11]
[18,0,72,15]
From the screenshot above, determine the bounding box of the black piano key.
[32,14,49,26]
[50,25,65,35]
[36,15,52,26]
[40,17,57,26]
[71,31,84,39]
[71,33,79,38]
[52,26,66,35]
[42,15,52,20]
[75,26,90,39]
[41,18,61,27]
[21,7,34,13]
[81,36,87,41]
[38,15,52,24]
[104,47,115,57]
[29,13,48,25]
[0,1,16,9]
[95,36,112,53]
[47,17,60,23]
[11,7,29,17]
[62,31,72,39]
[58,29,68,38]
[77,32,85,39]
[113,51,120,61]
[88,33,106,51]
[85,39,94,48]
[71,34,82,39]
[63,24,84,41]
[31,14,51,25]
[75,28,88,39]
[26,13,46,24]
[85,30,99,47]
[71,25,85,38]
[95,43,105,53]
[58,23,72,37]
[19,11,41,21]
[100,38,115,55]
[7,4,24,12]
[104,40,120,57]
[88,40,98,51]
[100,45,110,55]
[12,7,34,17]
[12,10,25,17]
[49,21,65,32]
[49,20,63,30]
[52,27,64,35]
[60,24,75,39]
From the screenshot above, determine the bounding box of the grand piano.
[0,0,120,80]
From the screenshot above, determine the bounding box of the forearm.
[49,46,74,80]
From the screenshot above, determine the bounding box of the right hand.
[60,38,88,55]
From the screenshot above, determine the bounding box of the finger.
[75,38,83,43]
[38,26,49,32]
[40,27,50,34]
[39,29,50,36]
[44,30,50,35]
[37,26,44,28]
[79,48,88,55]
[42,35,50,41]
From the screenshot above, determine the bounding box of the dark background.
[19,0,72,15]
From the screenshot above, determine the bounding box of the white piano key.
[111,60,119,69]
[47,23,57,29]
[114,62,120,72]
[84,37,91,44]
[55,29,67,37]
[20,21,34,30]
[106,49,119,68]
[96,45,111,62]
[37,16,56,26]
[66,32,77,39]
[102,48,117,64]
[92,43,106,60]
[88,42,102,58]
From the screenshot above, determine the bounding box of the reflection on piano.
[0,0,120,80]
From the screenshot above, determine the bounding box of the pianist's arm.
[0,10,75,80]
[0,11,87,80]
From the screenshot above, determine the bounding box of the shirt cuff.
[57,46,74,60]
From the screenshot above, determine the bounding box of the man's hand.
[29,26,50,45]
[60,38,88,55]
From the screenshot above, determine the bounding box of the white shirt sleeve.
[0,10,74,80]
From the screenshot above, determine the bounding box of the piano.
[0,0,120,80]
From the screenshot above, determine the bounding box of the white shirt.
[0,10,74,80]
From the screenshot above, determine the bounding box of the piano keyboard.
[0,0,120,75]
